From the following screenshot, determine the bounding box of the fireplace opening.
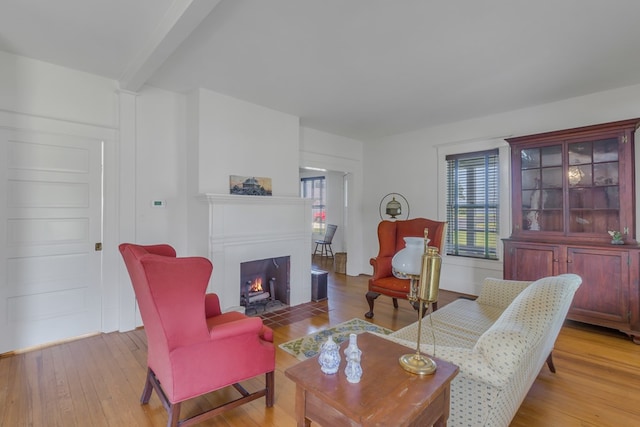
[240,256,290,315]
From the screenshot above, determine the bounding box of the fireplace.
[240,256,290,313]
[198,193,313,311]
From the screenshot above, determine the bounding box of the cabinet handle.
[553,258,559,263]
[567,259,573,263]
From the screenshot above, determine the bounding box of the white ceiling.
[2,0,640,140]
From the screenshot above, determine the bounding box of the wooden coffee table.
[284,332,459,427]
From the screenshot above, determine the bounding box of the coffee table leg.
[433,385,451,427]
[295,385,311,427]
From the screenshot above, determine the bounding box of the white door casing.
[0,130,103,353]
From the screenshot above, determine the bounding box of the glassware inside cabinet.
[520,144,563,232]
[568,138,620,234]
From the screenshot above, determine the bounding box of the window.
[446,149,499,259]
[301,176,326,233]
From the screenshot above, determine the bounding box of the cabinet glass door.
[568,138,619,234]
[520,144,563,231]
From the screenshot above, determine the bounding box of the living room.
[2,1,640,425]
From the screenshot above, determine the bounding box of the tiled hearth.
[256,300,329,329]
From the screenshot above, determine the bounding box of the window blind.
[445,149,499,259]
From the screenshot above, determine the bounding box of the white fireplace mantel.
[198,193,313,310]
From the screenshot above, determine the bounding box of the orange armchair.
[365,218,446,319]
[119,243,275,427]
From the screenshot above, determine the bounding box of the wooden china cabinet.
[503,119,640,343]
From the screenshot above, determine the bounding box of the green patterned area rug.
[279,318,393,361]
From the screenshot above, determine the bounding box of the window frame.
[446,149,499,260]
[437,139,511,265]
[300,176,326,233]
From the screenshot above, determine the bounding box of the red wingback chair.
[365,218,446,319]
[119,243,275,427]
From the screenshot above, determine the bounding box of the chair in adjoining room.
[313,224,338,258]
[119,243,275,427]
[365,218,447,319]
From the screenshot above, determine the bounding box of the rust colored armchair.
[119,243,275,427]
[365,218,446,319]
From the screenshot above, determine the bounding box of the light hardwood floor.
[2,256,640,426]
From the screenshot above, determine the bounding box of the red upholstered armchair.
[365,218,446,319]
[119,243,275,427]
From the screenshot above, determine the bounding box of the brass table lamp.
[391,229,442,375]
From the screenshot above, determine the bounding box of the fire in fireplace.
[240,256,290,314]
[244,276,273,304]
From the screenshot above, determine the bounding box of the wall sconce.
[391,229,441,375]
[379,193,410,220]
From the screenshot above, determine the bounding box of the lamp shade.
[392,237,429,278]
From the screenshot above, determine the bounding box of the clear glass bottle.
[344,333,362,383]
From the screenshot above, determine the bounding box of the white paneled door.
[0,130,103,353]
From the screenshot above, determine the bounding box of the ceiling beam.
[118,0,222,92]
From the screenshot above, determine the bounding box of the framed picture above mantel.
[229,175,272,196]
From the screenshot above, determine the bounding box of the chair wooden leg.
[392,298,399,309]
[140,367,273,427]
[140,368,154,404]
[326,244,334,258]
[365,291,380,318]
[167,402,181,427]
[142,368,182,427]
[266,371,275,407]
[546,352,556,373]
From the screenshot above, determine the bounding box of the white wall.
[135,86,188,252]
[0,51,117,128]
[182,90,368,268]
[181,89,316,308]
[364,83,640,296]
[194,89,300,196]
[185,88,303,258]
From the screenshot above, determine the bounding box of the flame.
[249,277,263,293]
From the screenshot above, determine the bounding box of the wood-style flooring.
[2,255,640,426]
